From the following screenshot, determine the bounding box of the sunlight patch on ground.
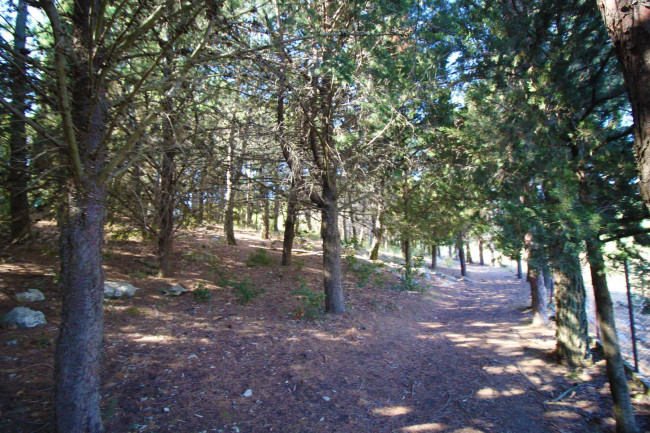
[481,364,518,375]
[372,405,413,416]
[130,334,175,344]
[400,422,446,432]
[475,386,525,399]
[417,322,443,330]
[466,321,496,328]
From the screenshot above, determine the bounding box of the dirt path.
[1,231,649,432]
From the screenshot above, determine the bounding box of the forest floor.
[1,224,650,433]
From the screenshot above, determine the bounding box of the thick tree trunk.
[466,243,473,264]
[369,200,384,260]
[321,184,345,313]
[456,235,467,277]
[8,0,30,242]
[516,256,523,279]
[52,1,107,428]
[478,237,485,266]
[57,185,105,433]
[281,184,298,266]
[586,239,639,433]
[528,264,549,326]
[553,253,591,368]
[430,245,437,269]
[597,1,650,211]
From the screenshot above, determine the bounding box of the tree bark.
[528,264,549,326]
[402,237,412,280]
[224,124,240,246]
[262,187,270,239]
[49,0,107,429]
[430,245,437,269]
[456,234,467,277]
[272,195,280,232]
[516,256,523,279]
[478,237,485,266]
[8,0,30,242]
[369,200,384,260]
[586,239,639,433]
[281,183,298,266]
[157,146,176,277]
[553,253,591,368]
[321,183,345,313]
[597,1,650,211]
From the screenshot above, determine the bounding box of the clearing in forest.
[1,227,649,432]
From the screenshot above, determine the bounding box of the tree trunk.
[8,0,30,242]
[478,237,485,266]
[402,237,412,280]
[456,234,467,277]
[272,196,280,232]
[553,253,591,368]
[586,239,639,433]
[51,0,107,428]
[369,200,384,260]
[224,126,239,246]
[516,256,523,279]
[321,183,345,313]
[263,187,270,239]
[281,183,298,266]
[430,245,437,269]
[597,1,650,211]
[158,146,176,277]
[528,264,549,326]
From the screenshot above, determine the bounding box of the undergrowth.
[245,248,273,267]
[293,278,324,319]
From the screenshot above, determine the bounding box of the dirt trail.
[1,232,649,432]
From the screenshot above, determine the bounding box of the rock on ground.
[104,281,139,299]
[161,284,188,296]
[3,307,47,328]
[16,289,45,302]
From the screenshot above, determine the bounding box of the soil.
[1,224,650,433]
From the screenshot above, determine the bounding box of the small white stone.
[163,407,170,413]
[187,353,198,359]
[242,389,253,397]
[322,396,330,402]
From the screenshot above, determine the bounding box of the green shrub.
[294,257,306,270]
[245,248,273,267]
[293,278,324,319]
[346,254,380,288]
[192,288,212,302]
[231,279,265,304]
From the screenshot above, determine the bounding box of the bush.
[192,282,212,302]
[245,248,273,267]
[231,279,265,305]
[293,278,325,319]
[346,254,380,288]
